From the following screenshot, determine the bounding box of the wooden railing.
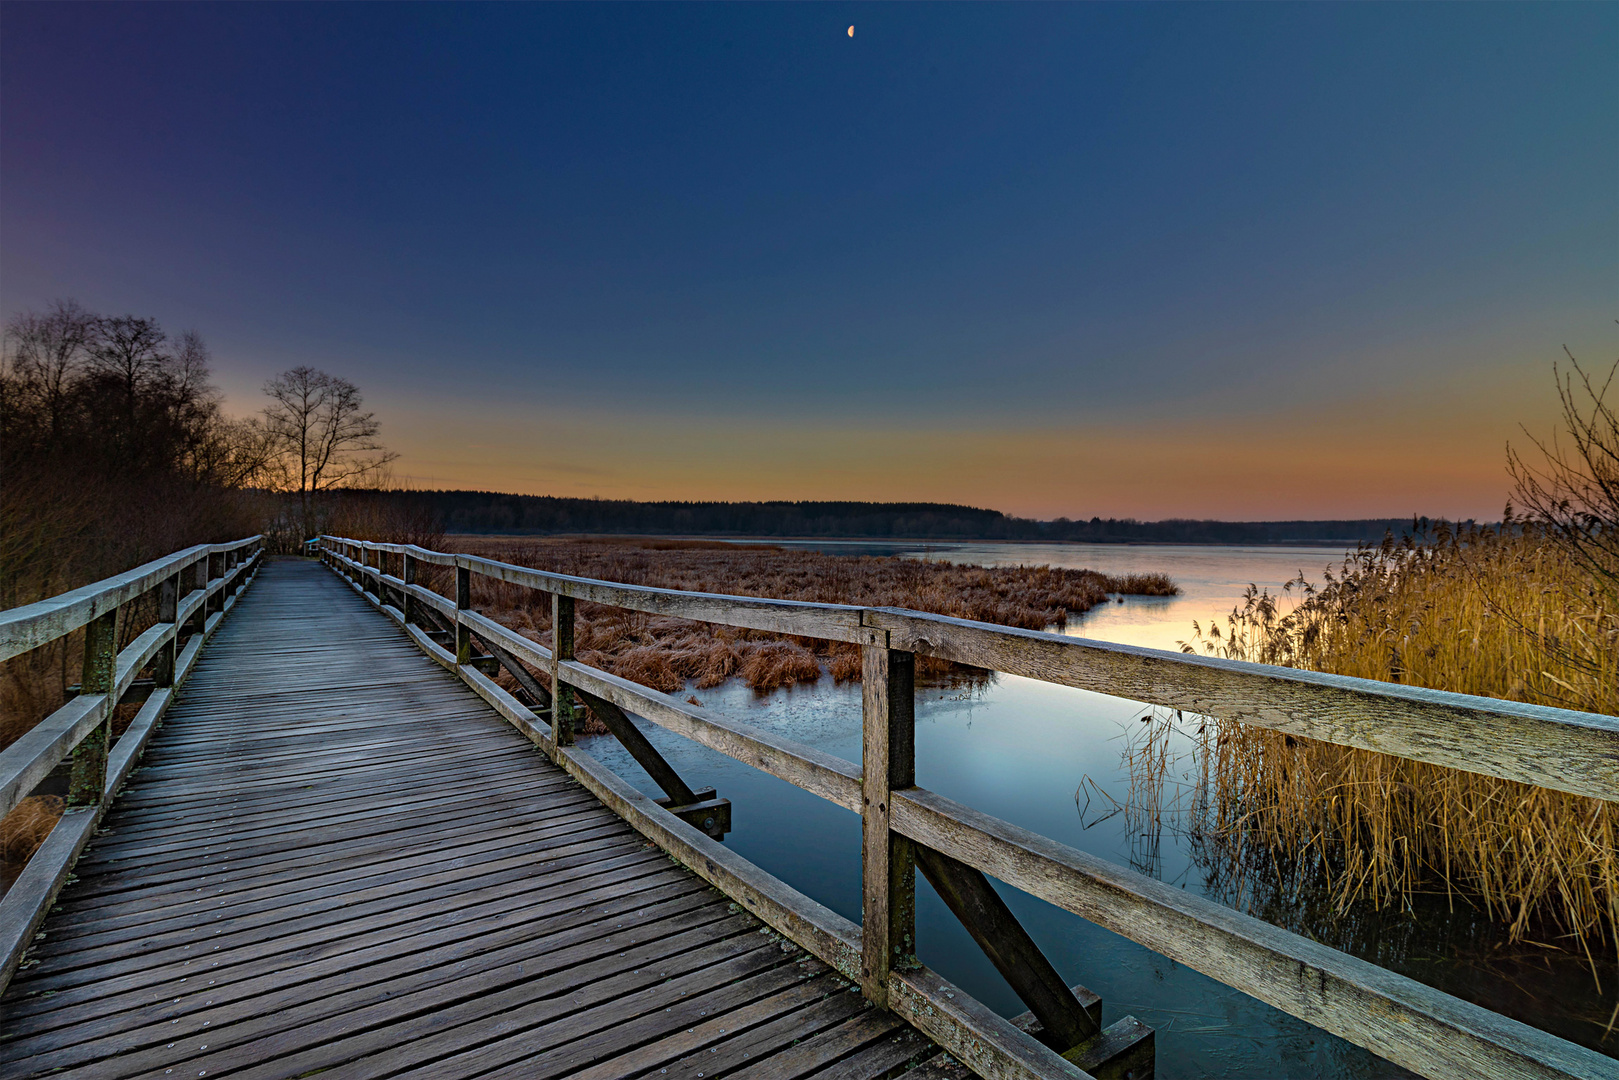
[0,535,264,988]
[319,535,1617,1080]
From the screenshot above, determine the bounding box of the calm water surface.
[581,541,1617,1079]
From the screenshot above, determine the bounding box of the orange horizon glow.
[206,353,1560,523]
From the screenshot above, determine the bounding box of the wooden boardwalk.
[0,561,945,1080]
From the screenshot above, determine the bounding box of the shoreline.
[441,531,1372,549]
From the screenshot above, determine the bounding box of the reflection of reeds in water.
[1079,708,1204,880]
[1176,523,1619,985]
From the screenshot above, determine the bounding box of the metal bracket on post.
[860,635,916,1008]
[67,608,118,807]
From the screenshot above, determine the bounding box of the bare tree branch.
[261,366,398,532]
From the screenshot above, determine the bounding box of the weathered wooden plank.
[458,665,555,747]
[558,657,863,812]
[457,550,872,643]
[104,687,174,795]
[427,943,810,1080]
[0,536,258,662]
[0,807,100,989]
[561,971,860,1080]
[726,1008,908,1079]
[22,844,651,1003]
[554,740,864,980]
[866,607,1619,804]
[892,784,1615,1080]
[3,874,703,1073]
[646,989,883,1080]
[30,823,648,969]
[0,694,107,820]
[405,580,456,618]
[812,1026,943,1080]
[887,966,1089,1080]
[2,866,690,1059]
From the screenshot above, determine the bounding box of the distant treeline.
[334,489,1447,546]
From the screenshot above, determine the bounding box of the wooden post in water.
[67,608,118,806]
[454,562,472,665]
[860,639,916,1008]
[552,593,575,746]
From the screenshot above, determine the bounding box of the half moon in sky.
[847,26,854,38]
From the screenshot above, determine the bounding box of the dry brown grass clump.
[1,796,63,864]
[1185,523,1619,966]
[427,536,1176,696]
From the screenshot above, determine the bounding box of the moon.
[847,25,854,38]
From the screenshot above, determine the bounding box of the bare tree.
[87,315,169,395]
[1508,347,1619,587]
[1,300,267,603]
[1,299,99,442]
[262,366,398,531]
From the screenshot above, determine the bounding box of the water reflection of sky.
[760,538,1346,653]
[583,541,1612,1077]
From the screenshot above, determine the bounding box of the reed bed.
[1182,523,1619,972]
[440,536,1176,696]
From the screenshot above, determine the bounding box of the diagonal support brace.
[915,842,1101,1052]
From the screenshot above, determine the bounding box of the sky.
[2,2,1615,521]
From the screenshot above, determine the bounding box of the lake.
[579,540,1617,1079]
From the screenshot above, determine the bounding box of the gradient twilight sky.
[3,3,1615,520]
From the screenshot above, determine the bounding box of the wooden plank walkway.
[0,559,947,1080]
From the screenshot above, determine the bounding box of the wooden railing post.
[551,593,576,746]
[187,555,208,637]
[402,551,417,627]
[861,638,916,1008]
[151,573,180,687]
[67,608,118,806]
[455,562,472,665]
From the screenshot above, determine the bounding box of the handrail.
[323,535,1619,801]
[0,537,263,663]
[317,535,1618,1080]
[0,534,264,991]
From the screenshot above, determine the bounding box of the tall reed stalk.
[1185,522,1619,973]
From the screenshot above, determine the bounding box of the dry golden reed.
[1,795,63,864]
[1185,523,1619,967]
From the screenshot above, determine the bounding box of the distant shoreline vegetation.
[323,489,1450,547]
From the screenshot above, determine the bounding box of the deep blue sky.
[4,3,1615,517]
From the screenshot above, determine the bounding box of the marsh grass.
[1181,523,1619,976]
[434,536,1176,698]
